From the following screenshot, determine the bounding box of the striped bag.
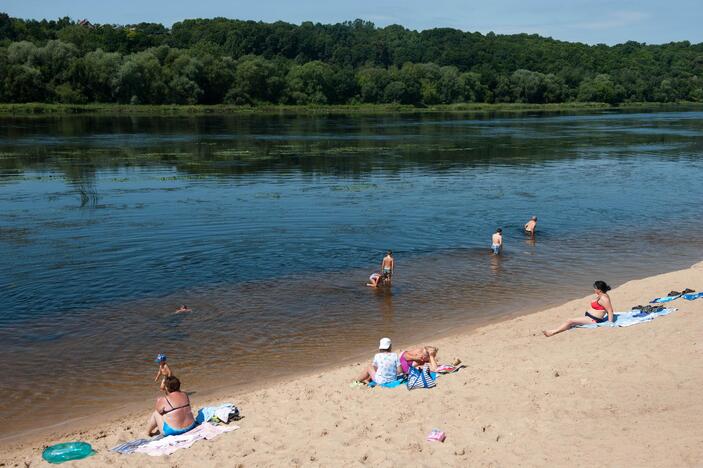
[406,365,436,390]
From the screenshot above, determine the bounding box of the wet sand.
[2,261,702,466]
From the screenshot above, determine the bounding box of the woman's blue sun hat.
[155,353,167,363]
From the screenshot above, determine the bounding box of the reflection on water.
[1,110,703,439]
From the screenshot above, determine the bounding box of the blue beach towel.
[576,308,676,329]
[650,295,681,304]
[650,290,701,303]
[682,292,703,300]
[367,372,440,388]
[368,377,406,388]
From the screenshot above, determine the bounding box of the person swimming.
[175,304,191,313]
[542,281,614,337]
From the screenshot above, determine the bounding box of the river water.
[1,109,702,439]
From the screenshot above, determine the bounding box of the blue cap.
[155,353,167,363]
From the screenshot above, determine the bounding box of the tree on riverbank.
[1,13,702,106]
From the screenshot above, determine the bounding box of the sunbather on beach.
[147,376,197,437]
[355,337,402,385]
[543,281,614,337]
[524,216,537,236]
[154,353,172,391]
[399,346,439,373]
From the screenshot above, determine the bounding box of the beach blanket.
[367,367,458,388]
[576,308,676,329]
[435,364,465,374]
[110,436,163,455]
[650,290,701,303]
[650,295,681,304]
[368,377,406,388]
[133,422,239,457]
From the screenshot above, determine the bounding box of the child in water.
[380,250,394,285]
[491,228,503,255]
[154,354,172,391]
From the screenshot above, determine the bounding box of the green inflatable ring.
[42,441,95,464]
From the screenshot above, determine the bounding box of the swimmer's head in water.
[496,228,502,233]
[155,353,167,363]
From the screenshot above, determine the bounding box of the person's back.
[372,351,400,384]
[525,216,538,234]
[380,250,394,285]
[491,229,503,255]
[381,251,394,274]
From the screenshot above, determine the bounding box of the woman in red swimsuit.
[543,281,614,337]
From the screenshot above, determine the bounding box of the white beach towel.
[134,422,239,456]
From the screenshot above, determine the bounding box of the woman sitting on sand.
[147,376,197,436]
[355,337,402,385]
[399,346,439,373]
[543,281,614,337]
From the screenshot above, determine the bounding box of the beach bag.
[406,365,436,390]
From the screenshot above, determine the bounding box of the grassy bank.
[1,101,701,116]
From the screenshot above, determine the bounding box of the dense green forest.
[1,13,702,106]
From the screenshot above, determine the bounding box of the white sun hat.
[379,337,392,350]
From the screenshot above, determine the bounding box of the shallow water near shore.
[1,109,703,440]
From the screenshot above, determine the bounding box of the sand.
[2,262,702,467]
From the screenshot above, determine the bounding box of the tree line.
[1,13,702,106]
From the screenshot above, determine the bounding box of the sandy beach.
[2,261,702,467]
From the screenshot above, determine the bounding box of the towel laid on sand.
[576,308,676,329]
[436,364,465,374]
[368,377,406,388]
[650,295,681,304]
[110,436,164,455]
[367,367,460,388]
[651,290,700,303]
[134,422,239,456]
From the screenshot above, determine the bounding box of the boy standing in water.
[154,354,172,391]
[491,229,503,255]
[381,250,394,285]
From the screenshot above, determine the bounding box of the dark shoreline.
[1,101,702,116]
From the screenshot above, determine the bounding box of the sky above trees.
[2,0,702,45]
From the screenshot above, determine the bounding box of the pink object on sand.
[426,429,446,442]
